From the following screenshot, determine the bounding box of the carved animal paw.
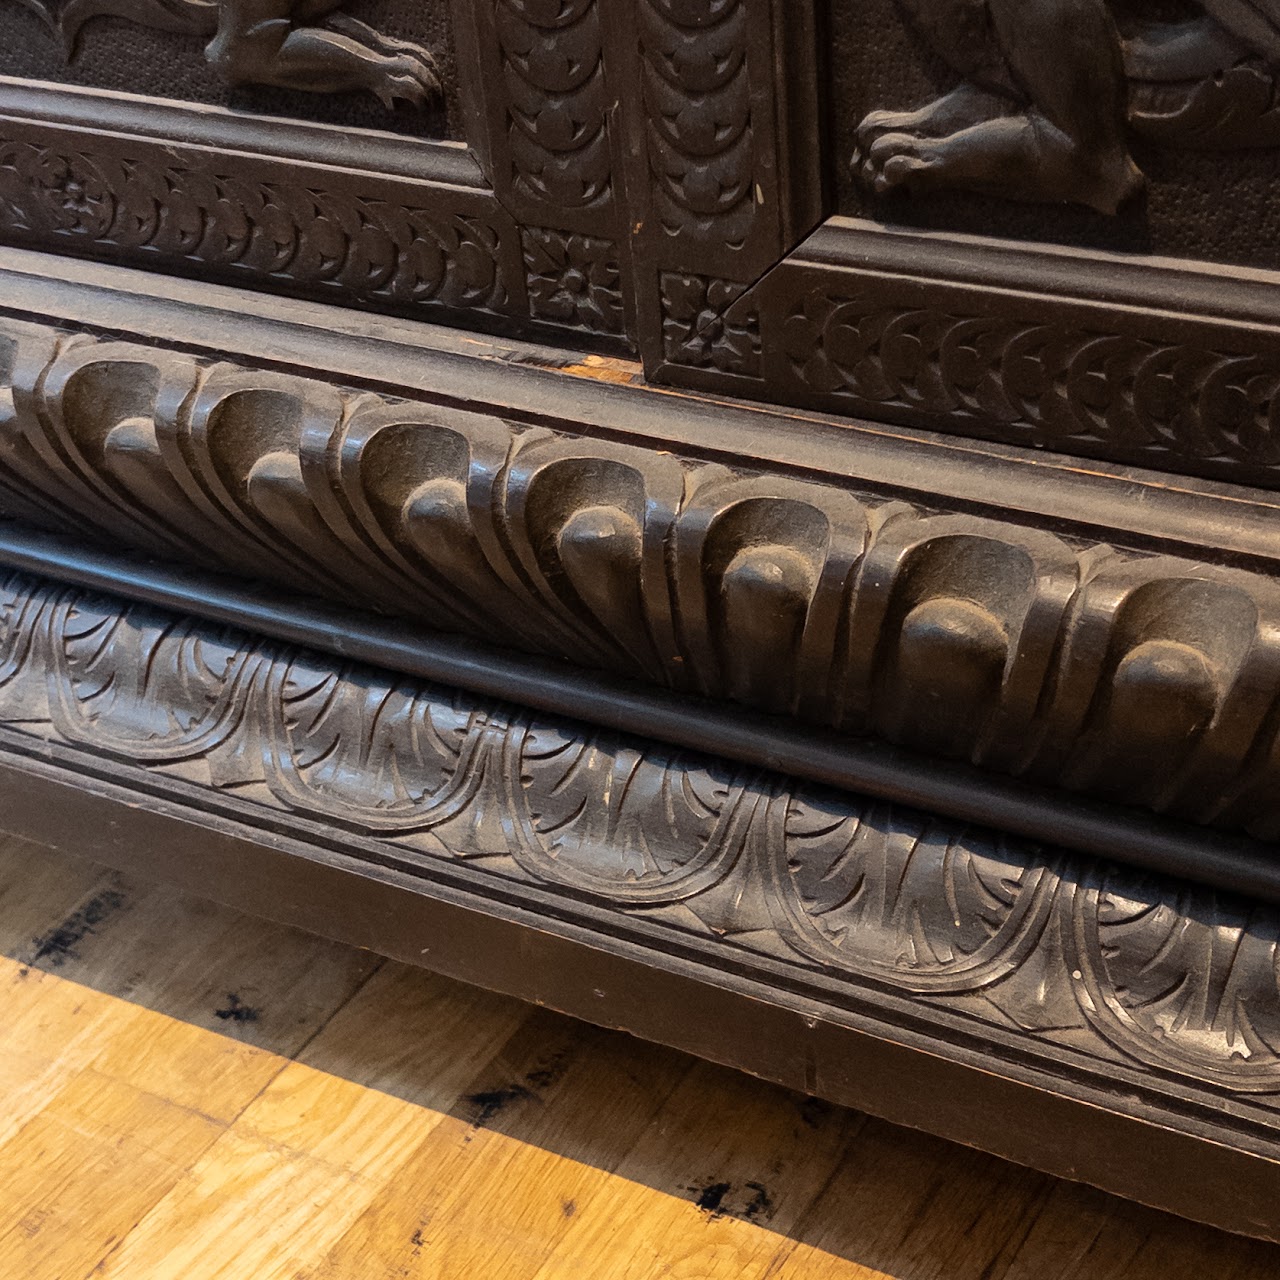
[370,52,443,110]
[853,116,1144,215]
[854,130,944,195]
[856,107,941,148]
[325,13,443,109]
[854,86,1007,157]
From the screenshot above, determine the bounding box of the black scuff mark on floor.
[523,1047,573,1092]
[693,1181,733,1217]
[213,993,261,1024]
[30,889,127,967]
[742,1181,775,1223]
[463,1046,577,1133]
[685,1178,776,1225]
[464,1083,535,1128]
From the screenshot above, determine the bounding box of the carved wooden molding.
[4,564,1280,1111]
[605,0,822,373]
[10,0,1280,490]
[10,4,1280,1243]
[741,220,1280,488]
[5,563,1280,1237]
[0,0,636,348]
[0,125,517,317]
[7,311,1280,839]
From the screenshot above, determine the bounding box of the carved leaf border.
[4,568,1280,1102]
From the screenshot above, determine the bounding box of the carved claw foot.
[855,115,1144,216]
[325,13,443,108]
[204,6,443,109]
[368,52,442,110]
[855,85,1006,148]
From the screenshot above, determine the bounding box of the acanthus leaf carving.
[5,567,1280,1101]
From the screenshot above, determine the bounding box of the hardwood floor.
[0,833,1275,1279]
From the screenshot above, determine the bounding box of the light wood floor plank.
[88,965,532,1280]
[526,1061,858,1280]
[0,840,1279,1278]
[301,1010,693,1280]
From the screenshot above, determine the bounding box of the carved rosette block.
[522,227,624,332]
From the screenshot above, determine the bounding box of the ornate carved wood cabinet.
[5,0,1280,1240]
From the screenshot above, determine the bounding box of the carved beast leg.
[855,83,1009,148]
[858,0,1143,214]
[862,113,1141,214]
[205,0,441,108]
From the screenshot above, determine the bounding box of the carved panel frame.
[9,0,1280,495]
[628,0,1280,493]
[0,0,634,349]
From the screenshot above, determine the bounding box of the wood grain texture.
[1,835,1279,1279]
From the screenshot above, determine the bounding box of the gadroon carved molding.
[5,564,1280,1110]
[854,0,1280,213]
[7,313,1280,839]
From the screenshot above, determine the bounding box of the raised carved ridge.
[4,566,1280,1106]
[6,315,1280,838]
[7,317,1280,839]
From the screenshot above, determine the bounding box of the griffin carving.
[18,0,441,107]
[855,1,1280,212]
